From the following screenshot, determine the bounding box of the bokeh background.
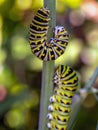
[0,0,98,130]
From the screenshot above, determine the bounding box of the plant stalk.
[38,0,56,130]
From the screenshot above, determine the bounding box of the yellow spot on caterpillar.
[51,55,54,58]
[60,92,64,96]
[49,48,52,52]
[63,81,66,84]
[57,98,60,103]
[55,106,58,110]
[42,53,45,56]
[42,44,44,47]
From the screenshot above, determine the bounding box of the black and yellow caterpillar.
[29,8,69,61]
[47,65,79,130]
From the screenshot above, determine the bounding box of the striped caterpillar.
[47,65,79,130]
[29,8,69,61]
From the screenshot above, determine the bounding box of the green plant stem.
[96,122,98,130]
[67,67,98,130]
[38,1,56,130]
[84,67,98,90]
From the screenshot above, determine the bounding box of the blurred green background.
[0,0,98,130]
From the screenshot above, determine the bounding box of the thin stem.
[38,1,56,130]
[67,67,98,130]
[96,122,98,130]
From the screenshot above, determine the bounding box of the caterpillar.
[29,8,69,61]
[47,65,79,130]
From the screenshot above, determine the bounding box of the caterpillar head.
[53,26,65,36]
[53,26,69,40]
